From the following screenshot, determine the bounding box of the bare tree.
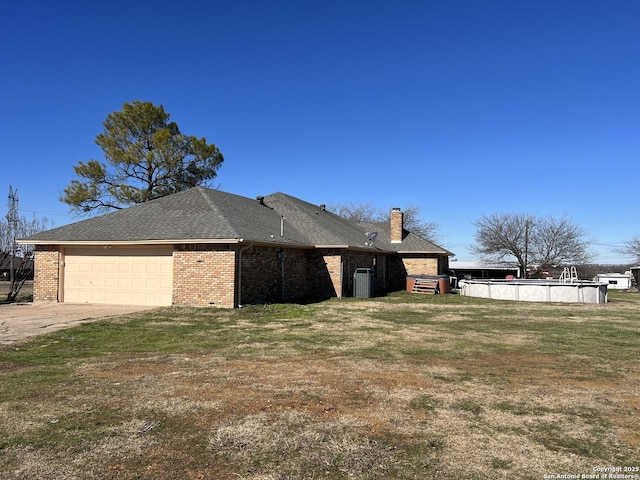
[330,201,382,224]
[617,236,640,264]
[401,205,440,243]
[1,186,52,301]
[472,213,592,277]
[329,202,440,242]
[532,215,592,268]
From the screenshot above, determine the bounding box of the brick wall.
[238,246,315,304]
[32,242,449,307]
[309,250,341,298]
[282,248,308,300]
[33,245,60,302]
[387,254,442,290]
[341,251,376,297]
[239,246,280,305]
[402,255,439,276]
[173,245,236,308]
[240,246,357,304]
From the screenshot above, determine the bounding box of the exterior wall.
[239,246,282,305]
[282,248,309,300]
[374,253,389,292]
[33,245,60,302]
[310,250,342,298]
[239,246,313,304]
[387,253,444,291]
[402,255,439,276]
[341,251,376,297]
[31,242,450,307]
[173,245,236,308]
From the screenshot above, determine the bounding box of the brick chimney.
[390,208,403,243]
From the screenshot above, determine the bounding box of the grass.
[0,290,639,479]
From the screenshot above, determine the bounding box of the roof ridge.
[196,187,241,238]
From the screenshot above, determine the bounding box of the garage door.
[64,246,173,306]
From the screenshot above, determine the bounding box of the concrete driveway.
[0,303,154,346]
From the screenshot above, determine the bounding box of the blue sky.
[1,0,638,263]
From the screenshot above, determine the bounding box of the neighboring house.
[0,254,34,281]
[18,187,453,307]
[593,272,632,290]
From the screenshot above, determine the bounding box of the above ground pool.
[458,278,608,304]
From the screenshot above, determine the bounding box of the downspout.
[279,217,286,300]
[279,249,286,301]
[237,240,252,307]
[339,255,344,298]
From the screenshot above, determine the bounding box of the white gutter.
[396,250,449,254]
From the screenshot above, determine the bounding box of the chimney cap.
[392,207,401,211]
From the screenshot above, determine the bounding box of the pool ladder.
[559,266,578,283]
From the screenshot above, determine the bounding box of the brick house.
[19,187,452,307]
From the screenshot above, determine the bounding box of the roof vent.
[256,196,265,205]
[320,204,326,211]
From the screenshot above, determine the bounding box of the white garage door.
[64,246,173,306]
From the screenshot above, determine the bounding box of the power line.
[591,241,627,247]
[17,207,73,218]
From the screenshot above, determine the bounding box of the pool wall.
[458,279,608,304]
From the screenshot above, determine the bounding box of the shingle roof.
[262,193,378,248]
[20,187,452,254]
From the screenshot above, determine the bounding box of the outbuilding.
[593,272,632,290]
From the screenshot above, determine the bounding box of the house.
[0,254,34,281]
[18,187,453,307]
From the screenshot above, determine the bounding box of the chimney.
[390,208,403,243]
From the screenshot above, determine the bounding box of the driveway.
[0,303,154,346]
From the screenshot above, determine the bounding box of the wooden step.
[411,279,439,295]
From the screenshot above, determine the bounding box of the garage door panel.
[64,247,173,306]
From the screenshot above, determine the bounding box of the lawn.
[1,290,639,479]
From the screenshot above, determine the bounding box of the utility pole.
[6,186,19,284]
[524,218,530,279]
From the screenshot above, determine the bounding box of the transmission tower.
[6,186,19,283]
